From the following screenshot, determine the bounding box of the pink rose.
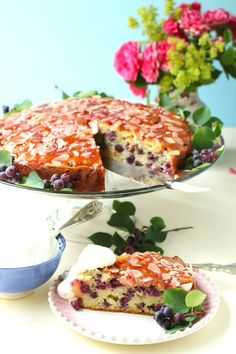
[180,9,208,36]
[129,83,147,99]
[179,3,201,12]
[141,42,160,83]
[157,40,171,71]
[191,3,201,12]
[114,41,140,81]
[202,9,230,26]
[163,18,179,35]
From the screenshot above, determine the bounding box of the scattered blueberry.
[0,171,7,181]
[61,172,70,183]
[2,105,10,114]
[50,174,60,183]
[53,178,65,191]
[0,163,7,172]
[5,165,17,178]
[80,282,90,294]
[126,155,135,164]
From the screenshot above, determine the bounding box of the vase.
[169,90,204,113]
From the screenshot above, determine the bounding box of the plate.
[48,270,220,345]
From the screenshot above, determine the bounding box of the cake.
[0,97,192,191]
[57,245,195,315]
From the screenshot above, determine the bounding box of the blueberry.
[89,291,98,299]
[106,131,117,141]
[61,173,70,183]
[50,174,60,183]
[43,179,51,189]
[135,161,143,166]
[115,144,124,153]
[153,310,165,324]
[0,171,7,181]
[71,298,83,311]
[193,159,202,167]
[162,306,174,317]
[80,282,90,293]
[0,163,7,172]
[5,165,17,178]
[162,318,172,330]
[53,178,65,191]
[174,312,186,323]
[120,296,130,308]
[110,278,121,288]
[123,245,135,254]
[2,105,9,114]
[126,155,135,164]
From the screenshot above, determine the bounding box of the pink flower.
[129,83,147,99]
[202,9,230,26]
[179,3,201,12]
[114,41,140,81]
[141,42,160,83]
[191,3,201,12]
[163,18,179,35]
[180,9,208,36]
[157,40,171,71]
[229,167,236,175]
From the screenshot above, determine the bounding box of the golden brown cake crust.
[0,97,192,191]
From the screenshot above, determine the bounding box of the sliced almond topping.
[148,263,161,274]
[162,272,171,280]
[163,137,175,144]
[172,132,184,145]
[160,259,172,269]
[52,153,70,162]
[180,282,193,292]
[142,277,153,283]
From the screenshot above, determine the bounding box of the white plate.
[48,270,220,345]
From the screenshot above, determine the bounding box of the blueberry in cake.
[0,97,192,191]
[57,245,194,315]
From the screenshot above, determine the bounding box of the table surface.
[0,127,235,354]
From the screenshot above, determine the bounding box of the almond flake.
[148,263,161,274]
[181,282,193,291]
[163,137,175,144]
[172,132,184,145]
[142,277,153,283]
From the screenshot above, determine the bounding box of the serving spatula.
[102,157,210,193]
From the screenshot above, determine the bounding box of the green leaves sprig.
[4,99,32,116]
[89,200,193,255]
[55,85,113,100]
[163,288,206,333]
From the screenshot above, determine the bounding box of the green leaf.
[184,314,197,322]
[166,322,191,334]
[88,232,113,247]
[112,200,136,215]
[13,99,32,112]
[226,63,236,79]
[19,171,44,189]
[138,240,164,253]
[204,117,223,137]
[150,216,166,231]
[55,85,70,99]
[0,150,12,165]
[164,288,189,313]
[223,29,233,43]
[74,90,98,98]
[159,93,171,107]
[107,213,135,233]
[221,47,235,66]
[185,290,206,308]
[192,126,215,151]
[192,106,211,126]
[215,145,224,157]
[112,232,127,249]
[131,73,147,88]
[183,110,191,119]
[145,226,167,243]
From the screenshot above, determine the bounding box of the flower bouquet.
[114,1,236,103]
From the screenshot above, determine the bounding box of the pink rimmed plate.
[48,270,220,345]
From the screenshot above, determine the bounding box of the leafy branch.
[89,200,193,255]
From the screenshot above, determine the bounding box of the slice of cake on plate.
[57,245,194,315]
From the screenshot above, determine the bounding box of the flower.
[114,41,140,81]
[163,18,179,35]
[115,1,236,98]
[180,10,207,36]
[129,83,147,98]
[202,9,230,27]
[141,42,160,83]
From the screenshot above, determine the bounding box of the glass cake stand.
[0,144,224,244]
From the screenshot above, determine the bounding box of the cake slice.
[57,245,194,315]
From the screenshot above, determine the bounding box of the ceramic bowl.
[0,234,66,299]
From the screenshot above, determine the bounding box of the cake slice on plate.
[57,245,194,315]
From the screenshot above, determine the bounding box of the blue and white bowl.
[0,234,66,299]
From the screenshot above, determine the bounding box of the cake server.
[102,158,210,193]
[192,262,236,274]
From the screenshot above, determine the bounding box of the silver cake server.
[192,262,236,274]
[102,158,210,193]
